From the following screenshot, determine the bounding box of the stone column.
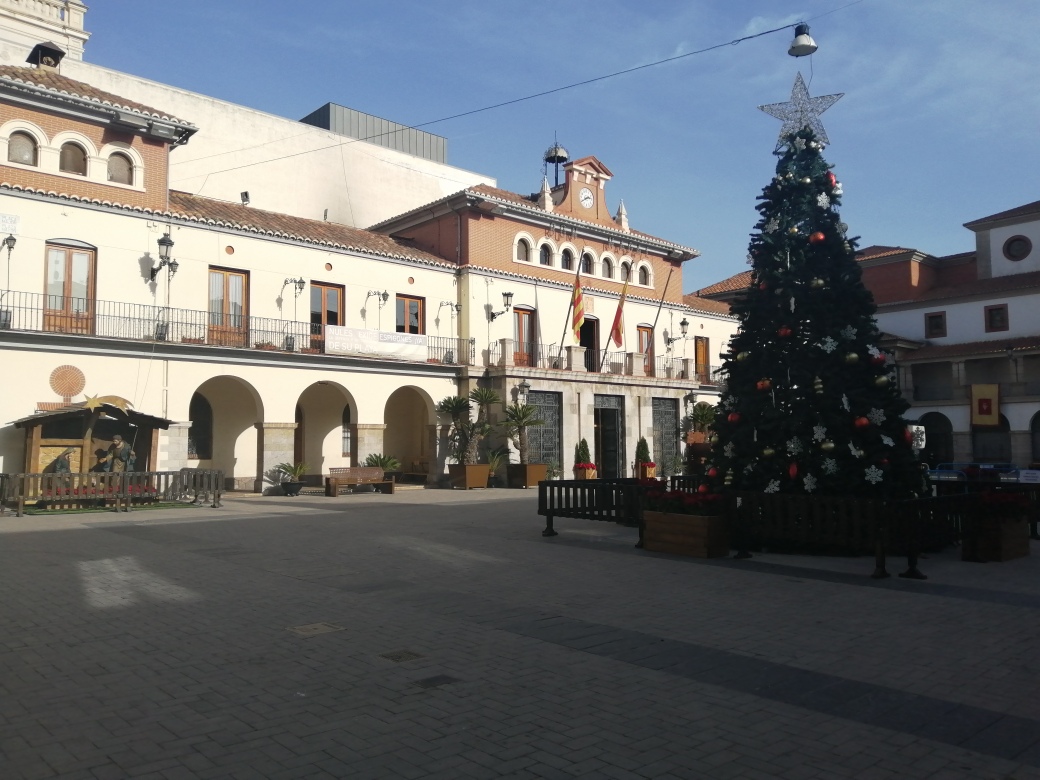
[355,424,387,466]
[625,352,639,377]
[499,338,515,367]
[681,358,695,382]
[567,346,588,372]
[428,423,449,485]
[255,422,296,494]
[161,422,192,472]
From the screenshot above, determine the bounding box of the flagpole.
[555,265,582,368]
[649,266,675,369]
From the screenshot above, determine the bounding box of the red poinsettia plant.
[640,478,724,516]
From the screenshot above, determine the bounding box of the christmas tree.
[707,76,922,498]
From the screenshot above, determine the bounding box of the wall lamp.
[440,300,462,314]
[367,289,390,308]
[665,318,690,347]
[489,291,514,321]
[516,378,531,405]
[149,233,178,280]
[284,277,306,297]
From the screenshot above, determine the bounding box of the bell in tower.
[543,141,569,187]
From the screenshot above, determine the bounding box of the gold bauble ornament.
[800,177,812,184]
[761,447,776,458]
[874,375,890,387]
[788,227,799,234]
[820,440,835,452]
[844,352,859,364]
[735,351,750,362]
[810,278,826,289]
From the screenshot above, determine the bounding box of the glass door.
[638,325,654,376]
[514,308,535,367]
[44,245,94,334]
[310,282,342,352]
[208,268,248,346]
[694,336,710,383]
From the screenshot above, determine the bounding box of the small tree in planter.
[364,453,401,473]
[438,387,500,489]
[573,438,596,480]
[635,437,656,478]
[275,461,308,496]
[486,446,508,488]
[684,402,716,443]
[503,402,546,488]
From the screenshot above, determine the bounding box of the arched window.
[342,405,353,460]
[620,263,630,282]
[107,152,133,185]
[516,239,530,263]
[919,412,953,467]
[581,252,594,274]
[187,392,213,459]
[972,414,1011,464]
[59,142,87,175]
[638,265,650,285]
[539,244,552,266]
[601,258,613,279]
[561,249,574,271]
[8,131,37,166]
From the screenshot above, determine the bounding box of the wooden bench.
[324,467,395,496]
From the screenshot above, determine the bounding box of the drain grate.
[413,674,460,689]
[379,650,424,663]
[286,622,346,637]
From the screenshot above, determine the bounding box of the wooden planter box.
[636,463,656,479]
[965,519,1031,562]
[507,463,548,489]
[448,464,490,490]
[572,467,597,480]
[643,511,729,558]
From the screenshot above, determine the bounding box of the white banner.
[325,325,427,361]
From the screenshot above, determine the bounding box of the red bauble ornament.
[788,462,798,479]
[707,467,718,478]
[727,412,741,423]
[854,416,871,429]
[871,354,887,366]
[697,483,710,493]
[809,231,826,244]
[756,378,772,391]
[903,428,913,444]
[777,326,793,338]
[759,282,768,290]
[826,171,837,188]
[879,458,890,466]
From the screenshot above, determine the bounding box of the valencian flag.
[609,277,629,347]
[571,267,585,342]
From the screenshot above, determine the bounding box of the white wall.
[986,219,1040,278]
[877,292,1040,344]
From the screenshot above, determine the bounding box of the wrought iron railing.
[0,290,474,365]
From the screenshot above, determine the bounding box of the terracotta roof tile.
[856,245,914,261]
[0,65,194,126]
[682,294,732,315]
[964,200,1040,229]
[168,191,454,266]
[697,271,752,297]
[901,334,1040,362]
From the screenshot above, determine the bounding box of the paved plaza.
[1,490,1040,779]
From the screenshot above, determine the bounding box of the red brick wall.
[0,103,169,211]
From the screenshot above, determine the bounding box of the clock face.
[579,187,594,209]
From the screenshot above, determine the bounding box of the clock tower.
[555,156,615,225]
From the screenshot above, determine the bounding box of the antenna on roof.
[543,133,569,188]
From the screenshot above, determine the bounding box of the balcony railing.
[0,290,474,365]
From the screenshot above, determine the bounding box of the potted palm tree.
[572,438,596,480]
[635,437,656,479]
[438,387,500,489]
[486,447,508,488]
[684,402,716,444]
[275,461,308,496]
[504,402,547,488]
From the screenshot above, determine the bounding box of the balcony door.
[208,268,248,347]
[638,325,654,376]
[694,336,710,383]
[514,307,536,367]
[44,244,94,334]
[310,282,343,352]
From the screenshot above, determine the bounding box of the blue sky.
[87,1,1039,293]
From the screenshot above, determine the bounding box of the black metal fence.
[0,291,474,364]
[4,469,224,516]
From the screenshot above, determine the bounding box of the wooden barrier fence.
[3,470,224,517]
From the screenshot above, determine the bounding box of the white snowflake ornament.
[864,466,884,484]
[787,438,803,455]
[867,346,881,358]
[764,219,779,234]
[881,435,894,447]
[803,474,817,493]
[868,408,887,425]
[822,458,838,474]
[724,442,736,458]
[841,326,857,340]
[764,480,781,494]
[816,193,831,209]
[820,337,837,354]
[792,137,806,151]
[842,394,850,411]
[813,425,827,442]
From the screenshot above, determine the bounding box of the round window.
[1003,235,1032,261]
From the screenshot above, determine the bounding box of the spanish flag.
[571,267,584,343]
[609,277,629,348]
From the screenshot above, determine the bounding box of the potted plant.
[962,490,1031,562]
[684,402,716,445]
[254,341,278,351]
[364,453,401,473]
[486,447,508,488]
[640,480,728,557]
[438,387,500,489]
[635,436,656,479]
[572,438,596,480]
[504,402,547,488]
[275,461,308,496]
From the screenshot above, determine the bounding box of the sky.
[85,1,1040,294]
